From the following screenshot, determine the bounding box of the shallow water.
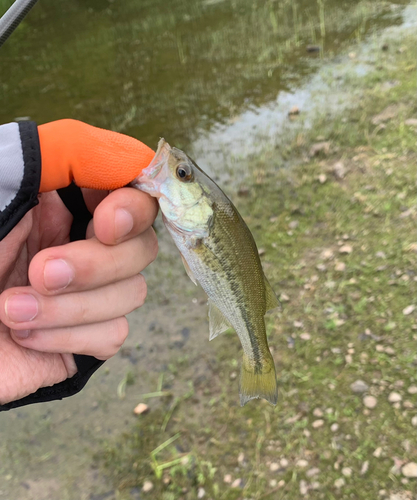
[0,1,414,499]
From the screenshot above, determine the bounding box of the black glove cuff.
[0,355,104,411]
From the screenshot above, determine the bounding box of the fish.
[131,139,278,406]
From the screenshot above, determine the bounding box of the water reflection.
[0,0,408,151]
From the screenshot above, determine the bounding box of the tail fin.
[239,353,278,406]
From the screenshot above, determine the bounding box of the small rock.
[401,462,417,478]
[230,371,237,380]
[360,461,369,475]
[381,43,389,51]
[318,173,327,184]
[331,423,339,432]
[306,44,320,52]
[312,419,324,429]
[373,447,383,458]
[402,305,415,316]
[296,459,309,468]
[310,481,320,490]
[350,380,369,393]
[363,396,378,409]
[404,118,417,126]
[334,478,345,488]
[231,478,242,488]
[197,487,206,499]
[280,458,289,468]
[334,261,346,271]
[342,467,352,477]
[142,481,153,493]
[278,480,285,487]
[258,247,266,256]
[237,452,245,464]
[299,480,308,495]
[407,386,417,394]
[376,251,387,258]
[345,354,353,364]
[313,408,324,417]
[288,106,300,116]
[306,467,320,478]
[321,249,334,260]
[385,347,395,355]
[133,403,149,415]
[269,479,277,487]
[224,474,232,483]
[403,400,414,409]
[411,416,417,427]
[294,320,303,328]
[339,244,353,254]
[289,220,299,229]
[309,141,331,157]
[280,293,290,302]
[300,333,311,341]
[332,161,346,179]
[237,186,250,197]
[388,392,402,403]
[270,462,280,472]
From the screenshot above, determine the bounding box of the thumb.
[38,120,155,192]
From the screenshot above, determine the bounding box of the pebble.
[385,347,395,355]
[296,459,309,468]
[403,305,415,316]
[334,261,346,271]
[278,480,285,487]
[238,452,245,464]
[269,479,277,487]
[300,333,311,340]
[342,467,352,477]
[345,354,353,364]
[299,480,308,495]
[331,423,339,432]
[334,478,345,488]
[407,386,417,394]
[373,447,383,458]
[411,416,417,427]
[403,400,414,409]
[306,467,320,477]
[313,408,323,417]
[388,392,402,403]
[312,419,324,429]
[350,380,369,393]
[142,481,153,493]
[270,462,280,472]
[133,403,149,415]
[231,478,242,488]
[363,396,378,409]
[224,474,232,484]
[321,248,334,260]
[360,461,369,475]
[405,118,417,126]
[339,244,353,254]
[402,462,417,478]
[280,293,290,302]
[311,481,320,490]
[280,458,289,468]
[197,487,206,499]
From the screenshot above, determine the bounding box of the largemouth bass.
[131,139,278,406]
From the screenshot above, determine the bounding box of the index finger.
[93,187,158,245]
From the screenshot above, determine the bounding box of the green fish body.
[132,139,278,406]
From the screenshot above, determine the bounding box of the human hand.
[0,186,158,405]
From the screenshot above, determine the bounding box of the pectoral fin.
[264,275,279,311]
[181,254,198,286]
[208,300,232,341]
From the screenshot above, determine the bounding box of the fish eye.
[176,164,193,182]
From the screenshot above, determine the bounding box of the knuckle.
[112,316,129,350]
[132,274,147,308]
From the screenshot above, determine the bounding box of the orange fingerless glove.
[38,119,155,192]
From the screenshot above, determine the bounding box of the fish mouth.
[131,138,171,193]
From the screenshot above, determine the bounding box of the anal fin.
[208,300,232,341]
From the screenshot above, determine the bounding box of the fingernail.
[5,294,38,323]
[115,209,133,240]
[12,329,31,339]
[44,259,74,291]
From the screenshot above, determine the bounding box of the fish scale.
[132,138,278,406]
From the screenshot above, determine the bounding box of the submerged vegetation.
[100,27,416,500]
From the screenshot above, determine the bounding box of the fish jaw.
[130,138,170,197]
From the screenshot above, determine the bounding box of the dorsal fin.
[264,275,279,311]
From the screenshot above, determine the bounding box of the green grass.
[98,30,416,500]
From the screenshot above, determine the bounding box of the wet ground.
[0,1,415,498]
